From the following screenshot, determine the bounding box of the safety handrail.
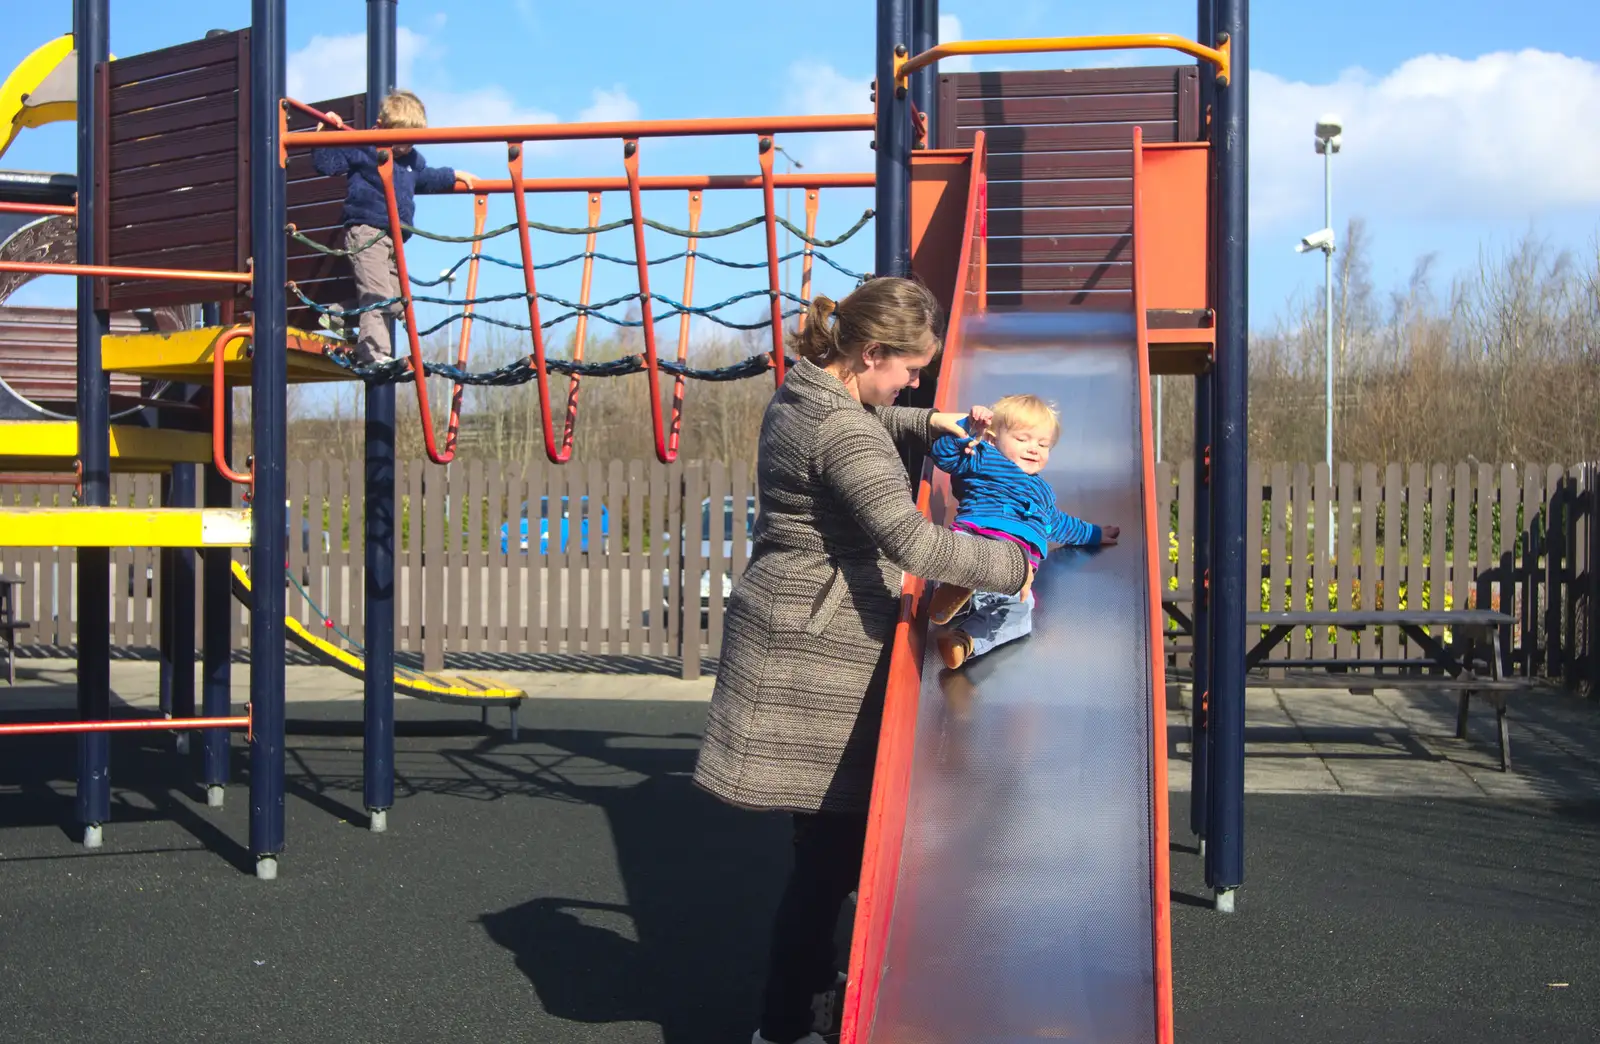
[282,97,347,130]
[898,32,1231,85]
[211,324,256,493]
[375,150,478,466]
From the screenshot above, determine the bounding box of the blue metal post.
[1205,0,1249,912]
[165,465,198,754]
[363,0,398,834]
[248,0,289,880]
[875,0,913,276]
[1188,0,1216,844]
[202,379,233,808]
[909,0,939,148]
[73,0,112,850]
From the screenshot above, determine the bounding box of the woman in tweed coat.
[692,277,1033,1044]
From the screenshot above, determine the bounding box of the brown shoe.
[929,584,973,625]
[937,630,973,671]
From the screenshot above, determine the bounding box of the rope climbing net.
[281,105,881,466]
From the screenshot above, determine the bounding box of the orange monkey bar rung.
[281,113,875,150]
[0,201,77,217]
[0,261,252,283]
[451,172,875,195]
[0,714,252,737]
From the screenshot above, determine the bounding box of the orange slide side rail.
[841,131,989,1044]
[1132,124,1176,1044]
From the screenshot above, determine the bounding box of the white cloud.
[284,28,430,104]
[780,60,873,172]
[578,86,641,124]
[1252,49,1600,231]
[937,15,972,73]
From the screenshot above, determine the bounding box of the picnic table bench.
[1159,593,1524,770]
[0,574,29,685]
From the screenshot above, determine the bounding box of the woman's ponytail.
[788,294,841,364]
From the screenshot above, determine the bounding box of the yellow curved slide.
[228,559,525,707]
[0,34,77,161]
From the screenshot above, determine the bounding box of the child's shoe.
[937,629,973,671]
[929,583,973,625]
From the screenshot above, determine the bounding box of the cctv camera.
[1296,228,1335,254]
[1315,114,1343,140]
[1314,133,1342,155]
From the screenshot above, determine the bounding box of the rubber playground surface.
[2,665,1600,1043]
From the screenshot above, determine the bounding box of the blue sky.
[3,0,1598,345]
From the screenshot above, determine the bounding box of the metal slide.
[858,311,1172,1043]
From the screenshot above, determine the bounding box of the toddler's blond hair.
[990,393,1060,442]
[377,90,428,129]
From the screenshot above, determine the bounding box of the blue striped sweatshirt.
[929,420,1101,559]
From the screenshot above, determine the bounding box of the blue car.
[499,496,610,554]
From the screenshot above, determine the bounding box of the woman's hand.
[931,405,993,451]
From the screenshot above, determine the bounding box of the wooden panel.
[956,123,1177,152]
[584,460,604,654]
[987,208,1132,237]
[111,124,236,171]
[707,460,727,657]
[1359,465,1379,655]
[110,153,236,200]
[1290,464,1311,661]
[987,290,1133,311]
[111,93,237,143]
[985,238,1131,269]
[110,209,237,255]
[681,462,702,679]
[607,461,625,655]
[509,465,530,651]
[467,460,486,653]
[649,462,667,656]
[1267,465,1288,673]
[987,178,1130,208]
[289,177,352,208]
[110,62,237,116]
[564,465,583,654]
[109,32,241,88]
[1406,463,1427,658]
[1337,463,1355,658]
[1312,464,1332,661]
[1429,464,1449,615]
[1380,464,1402,660]
[1475,463,1494,614]
[287,461,308,630]
[112,182,237,228]
[987,151,1133,180]
[486,462,505,652]
[986,263,1131,293]
[1176,462,1192,597]
[944,67,1188,100]
[629,459,647,655]
[1247,461,1264,617]
[956,93,1183,128]
[1452,463,1473,613]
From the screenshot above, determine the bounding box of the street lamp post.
[1298,113,1342,555]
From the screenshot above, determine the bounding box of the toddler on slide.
[928,393,1118,670]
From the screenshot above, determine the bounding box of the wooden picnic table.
[0,573,29,685]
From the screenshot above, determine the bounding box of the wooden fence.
[2,459,1595,689]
